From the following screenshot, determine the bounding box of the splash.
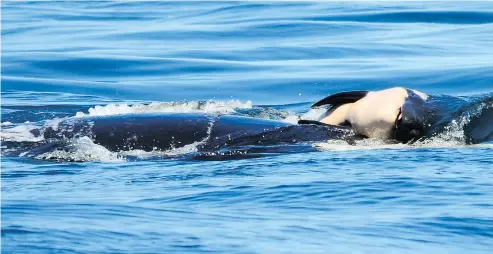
[426,99,493,145]
[74,100,253,117]
[33,117,218,162]
[34,136,124,162]
[0,124,43,142]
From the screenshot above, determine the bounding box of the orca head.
[394,90,433,143]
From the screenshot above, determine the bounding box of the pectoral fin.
[298,119,351,129]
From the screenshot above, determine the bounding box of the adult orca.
[40,113,355,153]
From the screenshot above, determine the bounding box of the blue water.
[2,1,493,253]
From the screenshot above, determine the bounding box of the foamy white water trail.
[75,100,253,117]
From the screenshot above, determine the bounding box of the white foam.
[313,139,408,151]
[44,118,64,131]
[75,100,253,117]
[1,122,13,126]
[35,136,124,162]
[0,124,43,142]
[314,138,493,152]
[121,141,205,159]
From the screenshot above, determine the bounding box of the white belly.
[348,87,407,139]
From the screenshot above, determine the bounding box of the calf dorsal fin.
[311,91,368,108]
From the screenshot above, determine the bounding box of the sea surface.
[2,1,493,253]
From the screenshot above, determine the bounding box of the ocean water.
[1,1,493,253]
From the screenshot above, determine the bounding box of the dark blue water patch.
[1,77,145,102]
[412,217,493,238]
[1,104,93,123]
[1,24,46,36]
[108,21,370,41]
[309,11,493,24]
[2,53,270,78]
[2,168,82,179]
[1,226,37,236]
